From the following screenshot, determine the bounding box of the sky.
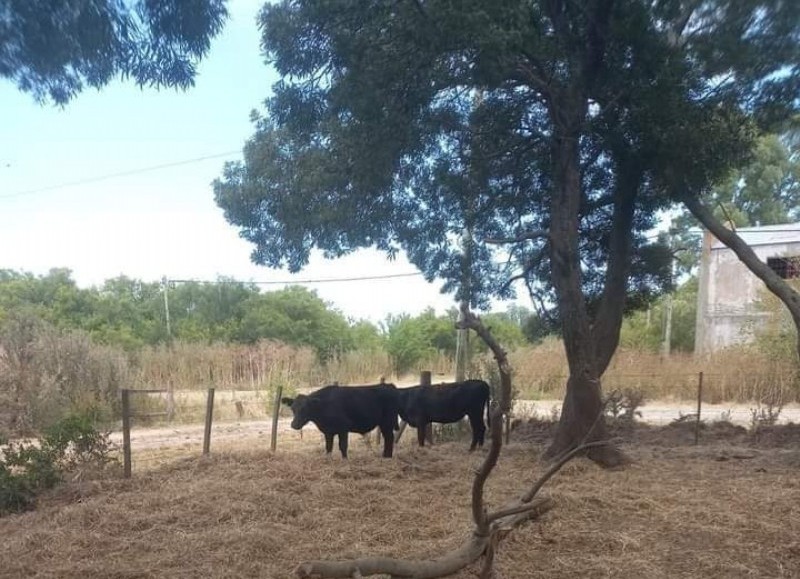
[0,1,529,323]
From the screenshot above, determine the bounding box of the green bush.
[0,414,116,516]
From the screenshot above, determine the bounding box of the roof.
[710,222,800,250]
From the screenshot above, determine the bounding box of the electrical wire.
[0,150,241,199]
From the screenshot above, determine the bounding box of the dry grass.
[2,427,799,579]
[507,340,799,403]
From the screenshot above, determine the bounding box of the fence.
[119,385,285,478]
[116,368,794,476]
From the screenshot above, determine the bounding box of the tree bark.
[543,87,624,467]
[591,162,641,374]
[683,194,800,362]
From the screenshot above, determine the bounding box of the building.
[694,222,800,356]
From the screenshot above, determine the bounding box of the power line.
[0,150,241,199]
[168,271,425,285]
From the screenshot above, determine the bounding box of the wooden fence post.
[203,388,215,456]
[694,372,704,445]
[121,389,131,478]
[271,383,283,452]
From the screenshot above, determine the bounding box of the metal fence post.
[694,372,704,445]
[121,389,131,478]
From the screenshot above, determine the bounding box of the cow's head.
[281,394,317,430]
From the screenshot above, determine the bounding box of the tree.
[214,1,797,471]
[620,277,697,353]
[236,286,354,359]
[1,0,228,104]
[666,133,800,274]
[384,309,456,375]
[168,278,257,343]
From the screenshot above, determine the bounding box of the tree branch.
[682,193,800,362]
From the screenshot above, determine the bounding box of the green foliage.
[1,0,228,104]
[665,133,800,273]
[349,320,385,352]
[213,0,798,375]
[384,309,456,375]
[0,414,115,516]
[477,313,526,353]
[620,278,698,353]
[41,414,116,470]
[236,286,354,360]
[751,280,800,368]
[0,271,378,359]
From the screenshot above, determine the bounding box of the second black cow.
[281,383,399,458]
[397,379,491,451]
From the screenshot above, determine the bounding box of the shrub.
[0,312,129,436]
[0,414,116,516]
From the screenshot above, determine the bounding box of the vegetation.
[1,0,228,104]
[0,414,116,515]
[666,133,800,274]
[620,278,698,353]
[213,0,799,468]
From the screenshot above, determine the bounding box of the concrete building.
[694,222,800,355]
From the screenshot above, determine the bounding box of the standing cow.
[397,379,491,451]
[281,383,399,458]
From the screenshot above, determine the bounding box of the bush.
[0,312,129,436]
[0,414,116,516]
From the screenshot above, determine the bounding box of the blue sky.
[0,0,519,322]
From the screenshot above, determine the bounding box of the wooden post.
[121,389,132,478]
[203,388,215,456]
[421,370,433,444]
[694,372,704,445]
[271,383,283,452]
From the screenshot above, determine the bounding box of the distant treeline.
[0,268,548,371]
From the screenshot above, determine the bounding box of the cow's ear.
[280,397,294,407]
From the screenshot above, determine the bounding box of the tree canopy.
[215,0,799,463]
[666,132,800,273]
[1,0,228,104]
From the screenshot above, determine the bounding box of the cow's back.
[310,383,398,435]
[402,380,489,424]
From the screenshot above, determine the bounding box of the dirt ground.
[2,420,799,579]
[114,397,800,455]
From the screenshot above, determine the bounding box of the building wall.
[696,238,800,355]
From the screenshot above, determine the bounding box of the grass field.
[2,419,799,579]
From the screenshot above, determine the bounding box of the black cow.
[281,383,399,458]
[397,379,491,451]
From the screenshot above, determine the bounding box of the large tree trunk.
[591,160,641,374]
[543,90,624,467]
[683,195,800,362]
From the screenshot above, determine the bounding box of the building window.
[767,256,800,279]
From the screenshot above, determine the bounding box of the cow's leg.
[417,422,427,447]
[338,432,349,458]
[324,433,335,455]
[379,424,394,458]
[468,413,485,451]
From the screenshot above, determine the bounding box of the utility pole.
[455,225,472,382]
[161,276,175,421]
[661,294,673,358]
[162,275,172,344]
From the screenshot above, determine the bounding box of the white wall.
[697,240,800,354]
